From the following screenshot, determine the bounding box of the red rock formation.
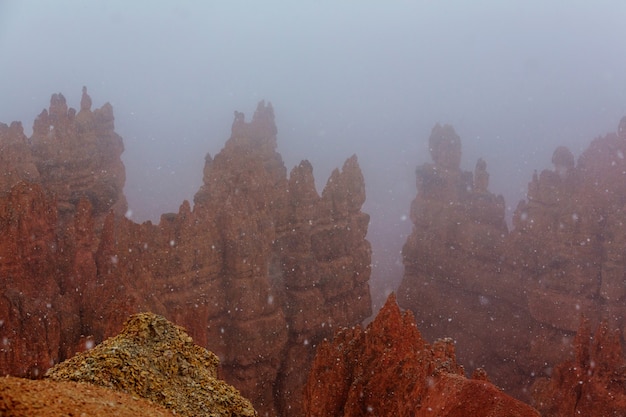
[398,118,626,404]
[0,121,39,190]
[510,118,626,383]
[0,89,129,376]
[532,318,626,416]
[88,102,371,416]
[397,124,537,395]
[0,94,371,417]
[304,294,540,417]
[0,182,60,377]
[28,88,127,225]
[274,154,371,416]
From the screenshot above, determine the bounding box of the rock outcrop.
[397,123,533,395]
[0,93,371,417]
[532,319,626,416]
[0,121,39,190]
[0,376,178,417]
[0,87,127,227]
[304,294,540,416]
[46,312,257,417]
[398,118,626,403]
[0,182,61,377]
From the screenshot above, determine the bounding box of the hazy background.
[1,1,625,310]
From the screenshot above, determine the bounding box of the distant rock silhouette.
[399,117,626,404]
[0,87,127,227]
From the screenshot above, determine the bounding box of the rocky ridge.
[46,312,257,417]
[5,89,626,415]
[532,318,626,416]
[304,293,540,416]
[1,312,255,416]
[0,91,371,417]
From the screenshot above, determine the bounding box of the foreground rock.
[45,312,256,417]
[304,294,540,417]
[0,377,177,417]
[0,92,371,417]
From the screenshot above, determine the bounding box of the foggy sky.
[1,1,626,302]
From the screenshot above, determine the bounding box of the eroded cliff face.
[42,88,126,224]
[0,87,127,227]
[0,182,59,377]
[0,93,371,417]
[304,294,540,417]
[398,118,626,403]
[532,318,626,416]
[512,121,626,332]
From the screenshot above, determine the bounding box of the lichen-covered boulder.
[45,312,257,417]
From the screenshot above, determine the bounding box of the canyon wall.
[398,118,626,404]
[0,92,371,417]
[5,89,626,415]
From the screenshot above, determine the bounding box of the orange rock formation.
[398,118,626,404]
[532,318,626,416]
[0,92,371,417]
[304,294,540,416]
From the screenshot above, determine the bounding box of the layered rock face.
[397,124,533,394]
[0,90,133,380]
[0,182,60,377]
[398,118,626,402]
[304,294,540,416]
[0,88,128,374]
[0,87,127,226]
[0,93,371,417]
[532,318,626,416]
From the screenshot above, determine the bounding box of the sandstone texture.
[304,294,540,417]
[0,92,371,417]
[0,87,127,226]
[46,312,257,417]
[1,312,254,417]
[532,318,626,416]
[398,118,626,403]
[0,376,178,417]
[0,182,60,377]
